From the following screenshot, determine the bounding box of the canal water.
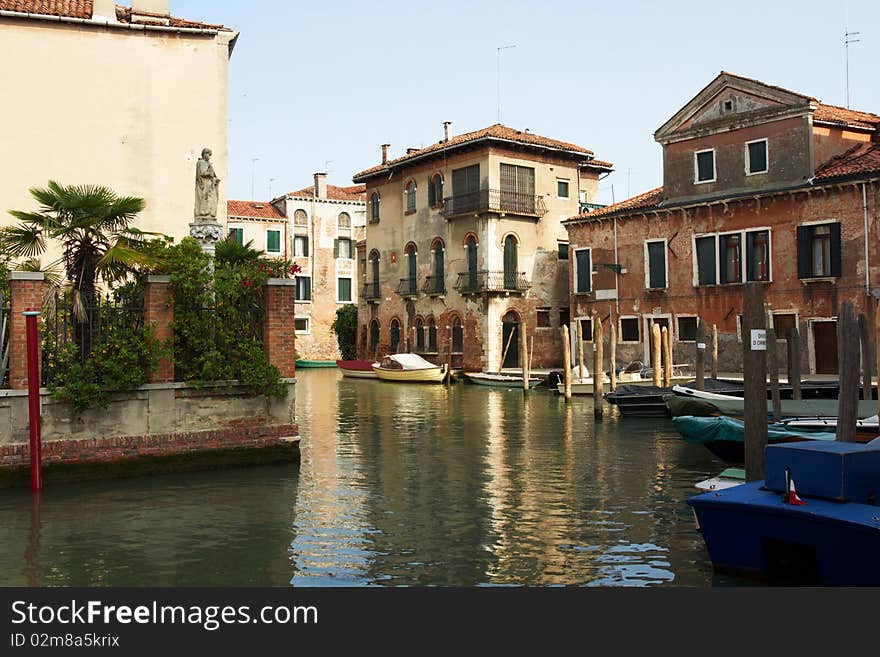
[0,369,742,587]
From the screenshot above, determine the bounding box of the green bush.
[332,304,359,360]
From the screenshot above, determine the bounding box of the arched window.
[336,212,352,259]
[293,209,309,257]
[390,318,401,354]
[404,243,418,296]
[370,192,380,223]
[415,318,425,352]
[367,250,380,299]
[293,209,308,227]
[428,174,444,207]
[501,310,521,368]
[452,317,463,354]
[405,181,416,213]
[428,318,437,352]
[503,234,518,290]
[369,320,380,354]
[466,235,478,291]
[430,238,445,294]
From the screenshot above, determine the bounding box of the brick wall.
[7,272,45,390]
[263,278,297,377]
[144,274,173,383]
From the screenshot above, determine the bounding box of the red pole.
[24,308,42,492]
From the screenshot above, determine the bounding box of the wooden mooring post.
[742,283,768,482]
[767,327,781,422]
[836,301,860,442]
[790,324,802,400]
[651,322,662,387]
[609,314,618,392]
[661,326,671,388]
[445,334,453,386]
[695,319,706,391]
[576,318,586,381]
[858,313,872,401]
[520,324,530,392]
[876,304,880,417]
[711,324,719,380]
[561,325,572,401]
[593,315,604,420]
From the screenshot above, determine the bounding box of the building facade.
[226,200,289,259]
[565,72,880,374]
[353,123,611,371]
[0,1,236,244]
[272,175,366,360]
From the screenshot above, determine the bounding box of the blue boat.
[688,440,880,585]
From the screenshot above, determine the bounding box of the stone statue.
[194,147,220,220]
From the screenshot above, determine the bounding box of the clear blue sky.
[173,0,879,206]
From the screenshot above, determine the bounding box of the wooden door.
[813,321,838,374]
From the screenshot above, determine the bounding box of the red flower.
[290,263,302,275]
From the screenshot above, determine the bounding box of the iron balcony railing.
[422,275,446,295]
[363,282,381,301]
[454,270,531,294]
[397,278,420,298]
[440,189,547,218]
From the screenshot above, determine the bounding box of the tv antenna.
[497,44,516,123]
[250,157,260,200]
[845,30,860,108]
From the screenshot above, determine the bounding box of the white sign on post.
[696,342,707,350]
[750,329,767,351]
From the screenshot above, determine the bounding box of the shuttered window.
[695,150,715,182]
[338,278,352,302]
[747,140,768,174]
[746,230,770,281]
[695,236,717,285]
[228,228,244,245]
[294,235,309,257]
[295,276,311,301]
[797,223,841,278]
[266,229,281,254]
[575,249,592,293]
[719,234,742,284]
[500,163,536,214]
[558,242,569,260]
[452,165,480,195]
[646,240,666,289]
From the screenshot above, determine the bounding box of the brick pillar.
[264,278,297,377]
[7,272,45,390]
[144,275,174,383]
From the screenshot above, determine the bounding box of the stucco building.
[564,72,880,375]
[271,175,366,360]
[227,200,289,259]
[352,123,612,371]
[0,1,236,244]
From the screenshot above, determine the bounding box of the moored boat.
[463,372,542,388]
[336,360,379,379]
[671,385,879,419]
[372,353,446,383]
[296,359,338,368]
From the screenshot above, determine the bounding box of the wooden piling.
[837,301,860,442]
[609,314,618,392]
[742,283,768,482]
[594,315,604,419]
[661,327,671,388]
[445,333,454,386]
[561,325,572,401]
[767,327,781,422]
[520,323,530,392]
[577,318,586,381]
[711,324,719,380]
[790,324,802,400]
[876,304,880,417]
[651,322,662,387]
[695,319,705,391]
[500,325,516,372]
[858,313,871,401]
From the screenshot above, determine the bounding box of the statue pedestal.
[189,220,224,258]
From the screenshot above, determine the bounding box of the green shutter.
[829,222,842,277]
[647,242,666,288]
[796,226,811,278]
[696,237,716,285]
[334,239,339,258]
[267,230,280,253]
[576,250,591,293]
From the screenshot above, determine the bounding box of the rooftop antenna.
[268,177,276,199]
[250,157,260,201]
[497,44,516,124]
[845,29,860,108]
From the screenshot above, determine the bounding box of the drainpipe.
[863,182,870,295]
[613,216,620,315]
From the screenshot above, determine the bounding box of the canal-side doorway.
[643,315,671,366]
[501,311,520,368]
[812,319,838,374]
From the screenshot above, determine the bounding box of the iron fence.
[0,293,9,388]
[363,282,381,301]
[397,277,419,298]
[422,275,446,295]
[41,289,145,387]
[454,270,531,294]
[440,189,547,218]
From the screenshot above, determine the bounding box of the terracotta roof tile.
[566,187,664,221]
[814,143,880,181]
[813,104,880,130]
[354,124,599,181]
[227,200,285,220]
[288,184,366,202]
[0,1,229,30]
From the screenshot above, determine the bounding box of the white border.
[694,148,716,184]
[557,178,571,199]
[692,227,773,286]
[745,138,769,176]
[618,316,641,343]
[337,276,353,303]
[675,314,698,342]
[293,234,310,258]
[265,227,282,254]
[573,247,593,294]
[294,316,311,335]
[644,239,668,289]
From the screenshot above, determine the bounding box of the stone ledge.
[265,278,297,286]
[6,271,44,281]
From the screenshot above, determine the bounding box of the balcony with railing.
[422,275,446,296]
[397,278,420,299]
[363,281,381,302]
[454,270,531,295]
[440,189,547,219]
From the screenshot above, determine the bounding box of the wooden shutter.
[695,236,716,285]
[829,222,842,277]
[647,242,666,288]
[333,239,339,258]
[796,226,811,279]
[576,249,592,293]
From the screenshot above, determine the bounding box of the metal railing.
[440,189,547,218]
[363,282,381,300]
[397,278,420,298]
[0,293,9,388]
[454,270,531,294]
[42,289,145,387]
[422,275,446,295]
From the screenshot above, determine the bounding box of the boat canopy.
[382,354,439,370]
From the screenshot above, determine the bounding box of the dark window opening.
[558,242,569,260]
[677,317,698,341]
[620,318,639,342]
[647,241,666,289]
[537,309,551,328]
[696,150,715,182]
[747,140,768,174]
[579,318,593,342]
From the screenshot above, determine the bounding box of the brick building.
[271,175,366,361]
[352,123,611,371]
[564,72,880,374]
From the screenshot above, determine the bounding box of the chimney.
[313,172,327,199]
[443,121,452,142]
[92,0,118,21]
[381,144,391,164]
[131,0,171,24]
[407,148,418,154]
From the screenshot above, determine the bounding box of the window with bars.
[677,317,698,341]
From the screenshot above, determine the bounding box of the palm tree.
[0,181,163,352]
[214,235,264,266]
